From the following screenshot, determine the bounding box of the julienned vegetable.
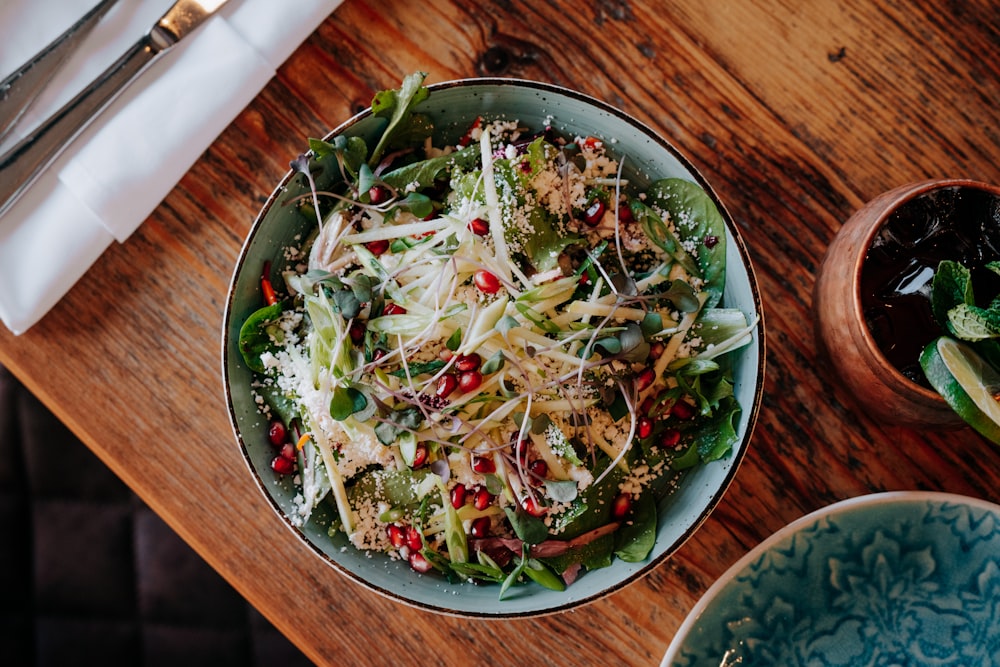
[238,73,756,597]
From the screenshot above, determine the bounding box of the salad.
[238,73,755,597]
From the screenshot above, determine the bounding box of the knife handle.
[0,0,120,142]
[0,37,161,218]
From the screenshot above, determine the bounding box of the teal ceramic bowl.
[663,491,1000,666]
[222,78,765,617]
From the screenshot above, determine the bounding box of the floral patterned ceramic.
[662,492,1000,666]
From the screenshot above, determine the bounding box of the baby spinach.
[645,178,728,309]
[238,302,285,373]
[614,491,656,562]
[369,71,431,168]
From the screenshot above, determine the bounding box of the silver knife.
[0,0,120,143]
[0,0,231,218]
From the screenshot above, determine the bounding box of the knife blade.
[0,0,120,143]
[0,0,232,218]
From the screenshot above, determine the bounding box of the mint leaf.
[947,303,1000,341]
[931,260,973,328]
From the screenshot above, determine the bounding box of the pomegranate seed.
[348,321,365,344]
[372,348,387,362]
[611,493,632,520]
[514,438,530,462]
[267,420,286,447]
[408,551,432,573]
[468,217,489,235]
[368,185,390,204]
[638,416,653,439]
[383,302,407,316]
[583,198,606,226]
[436,373,458,398]
[450,485,468,509]
[528,459,548,481]
[671,400,696,420]
[704,235,719,248]
[648,340,665,360]
[270,455,295,475]
[365,238,390,255]
[406,526,423,551]
[639,397,655,416]
[474,270,501,294]
[439,349,454,362]
[387,524,406,549]
[635,367,656,392]
[458,370,483,393]
[661,428,681,448]
[473,487,492,510]
[470,516,491,539]
[412,442,428,467]
[617,202,633,224]
[279,442,297,461]
[472,455,495,474]
[454,353,482,372]
[521,495,546,517]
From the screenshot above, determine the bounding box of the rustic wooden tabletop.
[3,1,1000,664]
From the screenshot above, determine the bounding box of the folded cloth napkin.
[0,0,343,335]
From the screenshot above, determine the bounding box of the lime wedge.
[920,336,1000,444]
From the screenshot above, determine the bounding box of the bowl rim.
[660,489,1000,665]
[221,76,767,617]
[849,178,1000,402]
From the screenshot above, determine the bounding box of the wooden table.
[4,1,1000,664]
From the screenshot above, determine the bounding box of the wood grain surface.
[3,1,1000,664]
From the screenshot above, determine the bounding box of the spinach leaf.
[380,144,479,192]
[538,533,615,575]
[614,491,657,562]
[329,385,370,421]
[644,178,728,309]
[238,302,285,373]
[690,394,742,462]
[369,71,431,167]
[348,467,434,507]
[504,506,549,545]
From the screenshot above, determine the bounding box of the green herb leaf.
[369,71,430,167]
[446,328,463,351]
[947,303,1000,340]
[387,359,447,377]
[329,385,370,421]
[374,407,423,446]
[504,506,549,545]
[930,259,973,327]
[237,302,285,373]
[496,315,520,335]
[480,350,506,374]
[614,492,657,562]
[544,479,579,503]
[643,178,728,308]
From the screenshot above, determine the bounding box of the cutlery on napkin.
[0,0,343,335]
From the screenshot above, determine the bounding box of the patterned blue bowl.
[663,491,1000,666]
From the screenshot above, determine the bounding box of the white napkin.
[0,0,343,334]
